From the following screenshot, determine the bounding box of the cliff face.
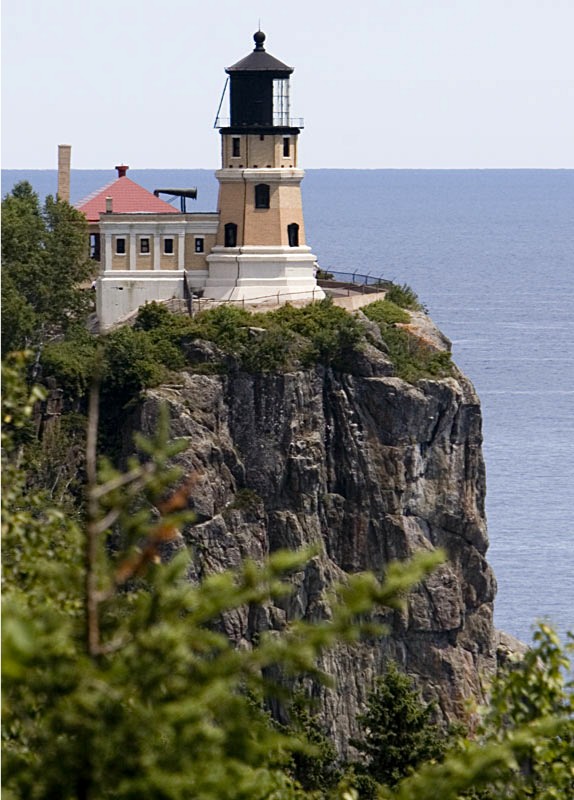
[131,332,497,751]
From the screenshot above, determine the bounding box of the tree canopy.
[1,181,93,354]
[3,359,573,799]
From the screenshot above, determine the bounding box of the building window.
[283,137,290,157]
[140,237,150,254]
[232,137,240,157]
[194,237,204,253]
[224,223,237,248]
[255,183,270,209]
[164,237,174,255]
[287,223,299,247]
[90,233,101,260]
[116,237,126,255]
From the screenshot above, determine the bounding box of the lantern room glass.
[273,79,290,126]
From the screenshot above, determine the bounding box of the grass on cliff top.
[138,298,364,374]
[362,299,453,383]
[40,291,452,409]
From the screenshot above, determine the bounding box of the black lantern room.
[219,31,302,133]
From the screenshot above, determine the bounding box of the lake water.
[3,167,573,646]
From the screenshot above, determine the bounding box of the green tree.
[4,361,572,800]
[1,181,93,354]
[351,661,447,792]
[375,625,574,800]
[286,699,342,795]
[2,362,443,800]
[475,622,574,799]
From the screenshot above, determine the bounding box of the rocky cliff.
[129,313,497,752]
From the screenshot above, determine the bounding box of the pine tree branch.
[85,380,101,659]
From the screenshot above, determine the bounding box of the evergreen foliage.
[383,283,424,312]
[2,361,444,800]
[363,301,453,382]
[1,181,93,354]
[286,701,342,794]
[3,359,574,800]
[4,182,573,799]
[351,662,447,790]
[472,623,574,799]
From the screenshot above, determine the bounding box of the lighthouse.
[204,31,324,303]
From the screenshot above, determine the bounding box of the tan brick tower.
[204,31,324,302]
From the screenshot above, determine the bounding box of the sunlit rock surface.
[131,333,497,752]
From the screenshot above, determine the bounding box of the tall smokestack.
[57,144,71,202]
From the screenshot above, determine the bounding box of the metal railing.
[177,269,392,317]
[189,287,325,315]
[317,270,393,292]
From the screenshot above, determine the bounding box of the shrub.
[270,298,362,369]
[101,327,167,398]
[363,303,452,383]
[381,326,453,383]
[41,326,98,399]
[185,299,363,373]
[227,488,264,516]
[187,305,253,354]
[361,299,410,326]
[385,282,425,311]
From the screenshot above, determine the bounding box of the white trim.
[210,244,313,256]
[104,233,112,269]
[153,235,160,270]
[129,234,136,270]
[215,167,304,184]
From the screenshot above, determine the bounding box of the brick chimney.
[115,164,129,178]
[57,144,71,202]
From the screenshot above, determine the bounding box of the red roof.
[77,176,178,222]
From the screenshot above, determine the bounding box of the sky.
[2,0,573,169]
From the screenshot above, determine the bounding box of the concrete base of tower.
[203,245,325,304]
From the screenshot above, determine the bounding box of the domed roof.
[226,30,293,74]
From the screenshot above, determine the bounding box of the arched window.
[287,223,299,247]
[224,223,238,248]
[255,184,270,209]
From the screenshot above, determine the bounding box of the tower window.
[255,184,270,209]
[287,223,299,247]
[140,237,150,254]
[232,137,240,157]
[194,237,204,253]
[224,223,237,248]
[164,237,174,255]
[283,137,290,157]
[116,237,126,255]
